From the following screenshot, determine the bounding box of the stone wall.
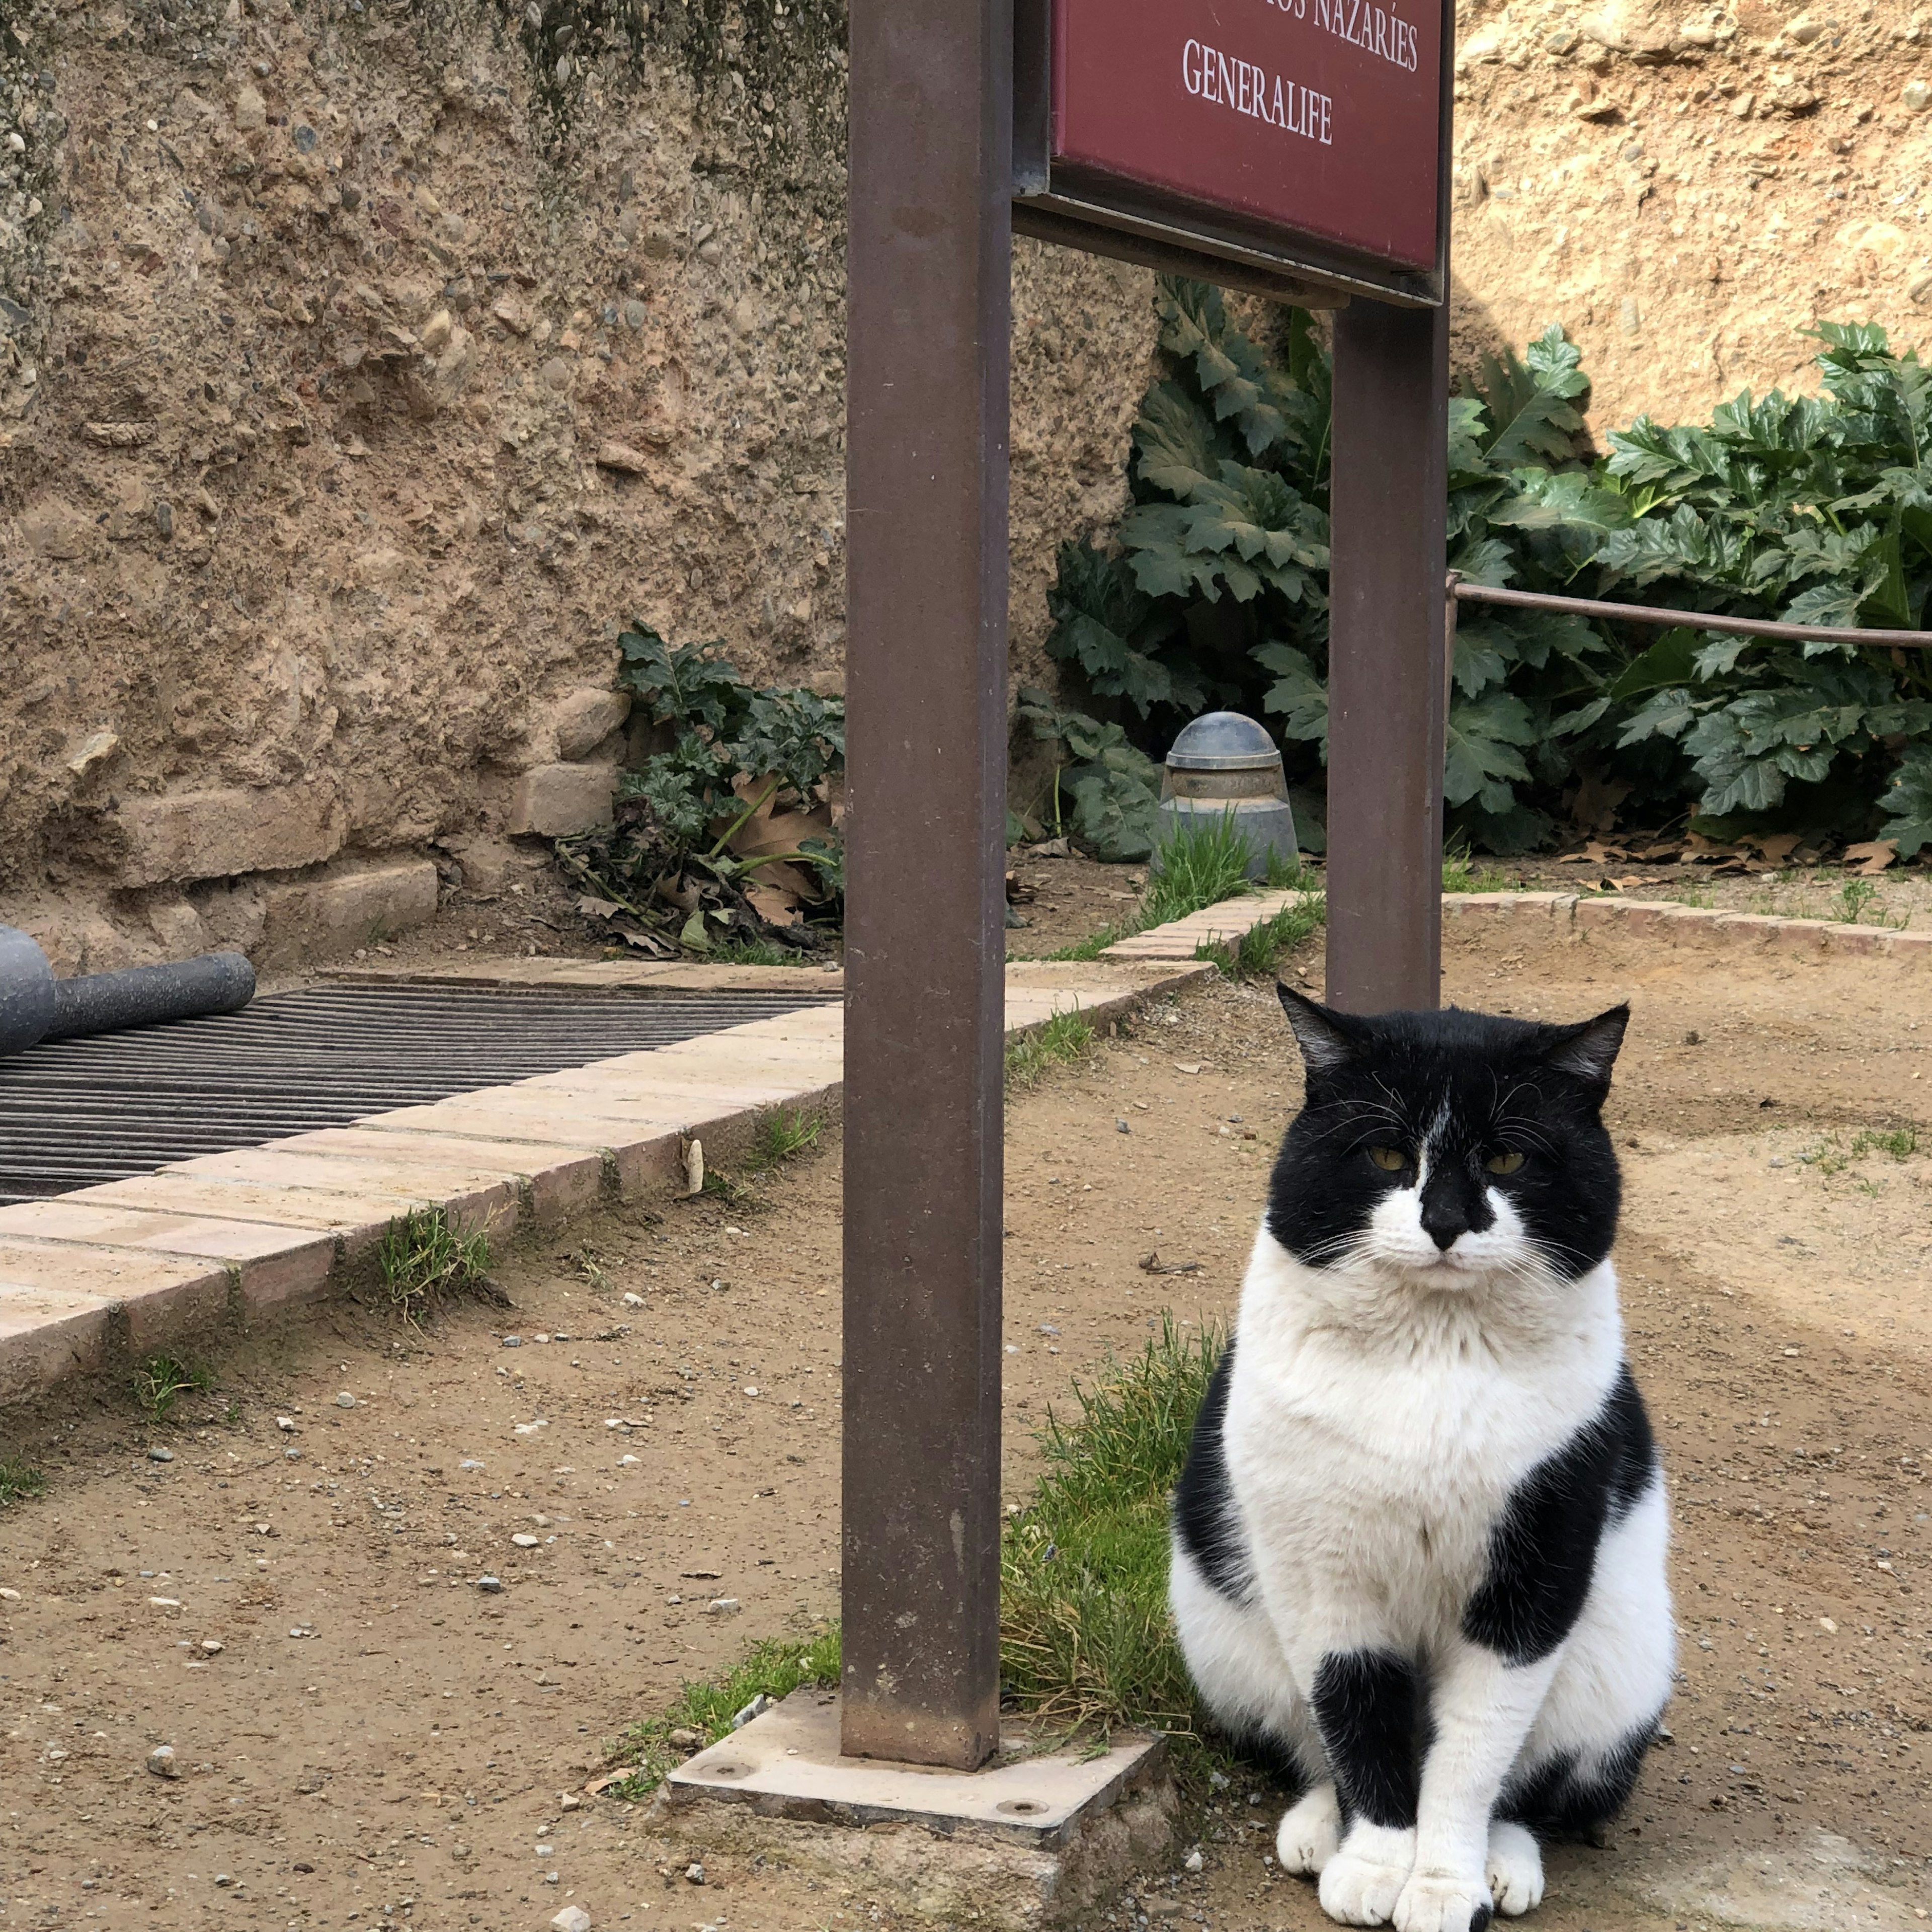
[1451,0,1932,430]
[0,0,1152,971]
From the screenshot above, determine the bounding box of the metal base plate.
[664,1689,1166,1845]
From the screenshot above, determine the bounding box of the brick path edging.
[0,960,1208,1413]
[1105,888,1932,968]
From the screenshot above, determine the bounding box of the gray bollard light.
[1156,711,1301,880]
[0,926,255,1055]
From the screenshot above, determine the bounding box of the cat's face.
[1266,988,1628,1286]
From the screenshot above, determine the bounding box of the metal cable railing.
[1447,572,1932,649]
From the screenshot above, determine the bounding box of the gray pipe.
[0,926,255,1054]
[46,950,256,1043]
[0,928,55,1057]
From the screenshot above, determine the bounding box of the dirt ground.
[0,919,1927,1932]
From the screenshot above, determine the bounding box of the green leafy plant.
[1832,877,1883,923]
[133,1354,212,1423]
[557,624,846,951]
[1044,286,1932,854]
[1014,689,1165,861]
[377,1209,491,1319]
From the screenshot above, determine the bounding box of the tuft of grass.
[1005,1008,1096,1088]
[708,938,799,967]
[1833,877,1881,924]
[606,1626,842,1797]
[0,1458,45,1506]
[377,1208,491,1319]
[606,1312,1241,1797]
[745,1105,823,1173]
[133,1354,212,1423]
[1441,851,1514,895]
[1143,812,1257,927]
[1852,1124,1920,1161]
[1196,892,1326,981]
[1000,1314,1225,1748]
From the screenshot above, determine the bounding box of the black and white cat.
[1170,989,1673,1932]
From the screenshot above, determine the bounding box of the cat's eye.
[1367,1146,1407,1172]
[1486,1150,1526,1176]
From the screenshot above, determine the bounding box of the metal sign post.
[842,0,1452,1771]
[842,0,1013,1770]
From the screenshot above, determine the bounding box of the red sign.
[1051,0,1441,273]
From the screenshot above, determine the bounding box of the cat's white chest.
[1220,1230,1625,1634]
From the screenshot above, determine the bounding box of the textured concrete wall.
[0,0,1155,969]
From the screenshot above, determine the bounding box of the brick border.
[0,959,1208,1410]
[1104,887,1932,968]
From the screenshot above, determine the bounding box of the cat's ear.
[1275,985,1362,1078]
[1541,1004,1630,1090]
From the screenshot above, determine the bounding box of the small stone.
[1786,16,1823,43]
[147,1446,175,1463]
[154,500,174,539]
[668,1728,701,1748]
[1819,1616,1838,1633]
[552,1910,593,1932]
[706,1597,741,1616]
[685,1863,706,1886]
[541,357,573,393]
[149,1596,181,1608]
[622,1292,645,1308]
[214,1873,234,1887]
[512,1533,540,1549]
[1910,273,1932,308]
[1184,1849,1204,1873]
[560,1794,582,1812]
[1116,1118,1131,1134]
[0,1588,19,1601]
[476,1575,503,1593]
[421,308,453,352]
[147,1745,179,1779]
[621,298,647,329]
[1907,79,1932,112]
[232,84,266,130]
[200,1639,223,1653]
[335,1392,356,1409]
[276,1416,296,1432]
[502,1336,523,1348]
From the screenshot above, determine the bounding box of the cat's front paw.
[1485,1821,1544,1916]
[1276,1782,1341,1875]
[1317,1823,1415,1926]
[1392,1868,1494,1932]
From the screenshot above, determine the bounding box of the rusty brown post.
[1324,297,1451,1015]
[1323,0,1453,1017]
[841,0,1011,1770]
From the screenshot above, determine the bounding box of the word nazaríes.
[1180,39,1335,145]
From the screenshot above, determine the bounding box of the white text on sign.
[1259,0,1422,74]
[1181,39,1335,145]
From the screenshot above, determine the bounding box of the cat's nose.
[1419,1169,1493,1251]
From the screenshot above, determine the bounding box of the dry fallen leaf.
[1842,839,1898,876]
[1140,1252,1203,1276]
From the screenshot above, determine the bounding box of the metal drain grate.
[0,984,839,1204]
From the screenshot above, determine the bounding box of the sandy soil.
[0,920,1926,1931]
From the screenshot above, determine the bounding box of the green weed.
[133,1354,212,1423]
[0,1458,44,1506]
[1833,877,1881,924]
[377,1209,491,1319]
[1852,1125,1920,1161]
[605,1626,843,1797]
[1006,1009,1097,1088]
[1196,893,1326,981]
[1440,852,1512,894]
[1143,812,1257,928]
[708,938,798,967]
[746,1106,823,1172]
